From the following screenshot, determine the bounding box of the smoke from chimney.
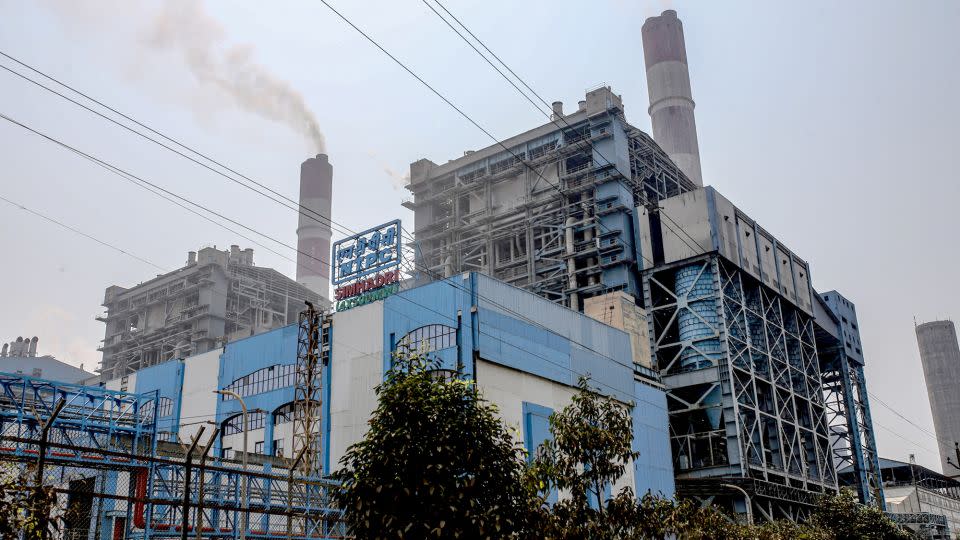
[41,0,325,153]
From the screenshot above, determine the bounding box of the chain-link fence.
[0,434,347,540]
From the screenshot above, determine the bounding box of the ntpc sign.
[331,219,401,286]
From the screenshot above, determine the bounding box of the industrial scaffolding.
[644,255,836,521]
[98,246,324,380]
[405,87,695,309]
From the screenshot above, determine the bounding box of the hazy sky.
[1,1,958,472]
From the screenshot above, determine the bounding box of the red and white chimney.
[297,154,333,300]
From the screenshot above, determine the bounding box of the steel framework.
[406,88,695,309]
[644,256,837,521]
[293,302,329,477]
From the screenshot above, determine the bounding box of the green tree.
[809,489,912,540]
[333,351,536,539]
[529,376,640,538]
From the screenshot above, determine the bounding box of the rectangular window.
[222,447,233,459]
[254,441,264,455]
[32,368,42,377]
[274,439,285,457]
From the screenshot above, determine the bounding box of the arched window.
[141,397,174,422]
[273,402,298,425]
[396,324,457,353]
[222,410,266,436]
[221,365,296,400]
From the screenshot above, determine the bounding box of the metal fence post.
[180,427,205,540]
[33,399,65,538]
[196,428,219,540]
[286,446,308,540]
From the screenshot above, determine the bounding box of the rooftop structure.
[97,245,323,380]
[916,320,960,478]
[0,335,95,383]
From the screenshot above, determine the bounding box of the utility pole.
[33,400,65,538]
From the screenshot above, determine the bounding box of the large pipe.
[642,10,703,187]
[297,154,334,299]
[28,336,38,357]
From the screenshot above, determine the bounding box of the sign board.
[331,219,401,285]
[332,219,403,311]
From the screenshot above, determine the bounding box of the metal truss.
[408,105,695,310]
[644,256,837,521]
[887,512,950,539]
[0,371,157,455]
[294,304,328,478]
[821,345,884,508]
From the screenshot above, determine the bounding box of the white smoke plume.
[367,151,409,191]
[41,0,325,153]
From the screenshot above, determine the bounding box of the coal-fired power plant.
[642,10,703,187]
[297,154,334,299]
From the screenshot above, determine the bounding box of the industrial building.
[0,335,95,383]
[916,320,960,479]
[403,8,882,521]
[103,271,673,491]
[841,457,958,538]
[96,154,335,381]
[26,270,674,538]
[97,245,323,380]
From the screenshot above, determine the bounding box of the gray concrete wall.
[916,320,960,476]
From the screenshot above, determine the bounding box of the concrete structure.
[841,458,957,538]
[0,336,94,383]
[297,154,334,297]
[97,246,323,380]
[916,320,960,478]
[406,86,696,316]
[103,272,676,498]
[642,10,703,187]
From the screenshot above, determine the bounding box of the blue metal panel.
[216,325,299,452]
[134,360,184,441]
[632,381,676,497]
[522,402,557,504]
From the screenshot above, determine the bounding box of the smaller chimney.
[1,343,7,357]
[14,337,23,356]
[578,100,586,112]
[28,337,38,357]
[551,101,564,120]
[186,251,197,265]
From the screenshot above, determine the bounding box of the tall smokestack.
[642,10,703,187]
[297,154,333,299]
[916,320,960,477]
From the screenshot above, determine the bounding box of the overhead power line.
[0,195,167,272]
[0,50,355,239]
[420,0,709,257]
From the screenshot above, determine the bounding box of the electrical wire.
[2,169,633,400]
[0,195,165,272]
[420,0,709,257]
[0,53,649,381]
[0,51,353,239]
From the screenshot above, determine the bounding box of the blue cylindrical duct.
[675,265,720,370]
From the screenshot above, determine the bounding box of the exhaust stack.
[297,154,333,300]
[642,10,703,187]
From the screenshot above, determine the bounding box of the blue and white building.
[104,271,675,498]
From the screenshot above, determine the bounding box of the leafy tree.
[529,376,639,538]
[809,488,912,540]
[333,351,537,539]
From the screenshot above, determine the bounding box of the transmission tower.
[294,301,327,476]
